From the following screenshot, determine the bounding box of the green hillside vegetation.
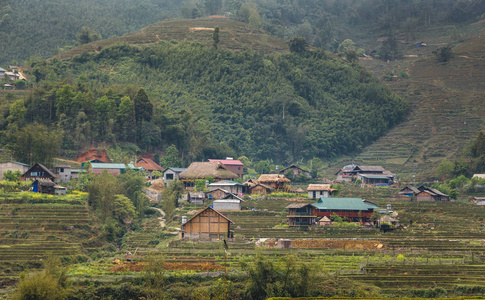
[0,0,183,64]
[5,38,406,164]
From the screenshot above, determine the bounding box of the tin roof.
[91,163,138,169]
[209,180,245,187]
[312,198,380,211]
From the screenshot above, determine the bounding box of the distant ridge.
[53,18,289,61]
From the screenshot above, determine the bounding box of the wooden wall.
[183,209,229,239]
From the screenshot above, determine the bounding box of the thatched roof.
[286,202,313,209]
[307,184,336,192]
[257,174,291,183]
[149,179,165,191]
[244,179,258,187]
[179,162,238,180]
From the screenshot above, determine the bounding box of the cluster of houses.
[398,185,450,201]
[335,164,397,186]
[0,66,25,89]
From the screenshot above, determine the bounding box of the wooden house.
[335,165,397,185]
[311,198,380,222]
[248,183,273,195]
[257,174,290,191]
[136,157,162,179]
[21,163,55,181]
[179,162,238,188]
[398,186,420,197]
[279,165,311,179]
[416,186,450,201]
[208,158,244,177]
[187,192,205,204]
[33,178,55,194]
[286,203,316,227]
[307,184,336,199]
[206,188,231,200]
[179,206,234,240]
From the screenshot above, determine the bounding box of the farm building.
[136,157,162,179]
[212,199,244,210]
[416,186,450,201]
[286,203,316,227]
[257,174,290,191]
[54,185,67,195]
[208,158,244,177]
[334,164,357,181]
[163,167,186,186]
[248,183,273,195]
[21,163,55,181]
[179,162,238,188]
[312,197,380,222]
[0,161,30,180]
[307,184,336,199]
[33,178,55,194]
[206,188,230,200]
[179,206,234,240]
[279,165,311,179]
[89,163,140,176]
[208,180,245,195]
[399,186,420,197]
[187,192,205,204]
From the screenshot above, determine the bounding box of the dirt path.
[149,207,166,228]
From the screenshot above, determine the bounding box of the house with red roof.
[208,158,243,177]
[136,157,162,179]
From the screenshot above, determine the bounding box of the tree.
[434,45,454,62]
[112,194,136,224]
[134,88,153,124]
[3,170,21,181]
[12,257,70,300]
[255,161,271,174]
[77,26,101,45]
[117,96,135,142]
[212,26,220,49]
[289,37,308,53]
[160,144,181,168]
[378,37,399,61]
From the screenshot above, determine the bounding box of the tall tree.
[134,88,153,124]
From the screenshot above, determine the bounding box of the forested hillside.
[0,0,183,64]
[2,39,406,165]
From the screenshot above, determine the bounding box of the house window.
[210,234,218,239]
[313,191,316,198]
[60,168,64,172]
[238,167,241,170]
[31,172,37,176]
[166,173,174,180]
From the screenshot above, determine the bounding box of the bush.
[434,45,454,62]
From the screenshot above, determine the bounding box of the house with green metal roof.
[90,163,140,175]
[311,197,380,222]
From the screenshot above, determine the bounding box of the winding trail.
[149,207,166,228]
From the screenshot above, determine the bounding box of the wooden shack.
[248,183,273,195]
[179,207,234,240]
[286,203,316,227]
[257,174,290,191]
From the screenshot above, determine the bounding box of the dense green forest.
[1,41,406,165]
[1,0,484,64]
[0,0,183,64]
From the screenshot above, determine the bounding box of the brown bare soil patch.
[110,262,224,273]
[292,239,385,250]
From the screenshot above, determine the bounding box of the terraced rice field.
[0,193,98,282]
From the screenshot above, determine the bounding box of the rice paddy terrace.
[0,192,99,288]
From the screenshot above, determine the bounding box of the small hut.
[317,216,332,226]
[179,162,238,188]
[307,184,336,199]
[257,174,291,191]
[179,206,234,240]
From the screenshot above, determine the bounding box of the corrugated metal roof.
[359,174,393,179]
[91,163,138,169]
[312,198,380,211]
[209,180,244,186]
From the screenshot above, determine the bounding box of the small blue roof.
[0,67,6,72]
[163,167,186,173]
[9,161,30,167]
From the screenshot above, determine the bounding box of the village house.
[311,197,380,223]
[163,167,186,186]
[335,164,397,185]
[416,186,450,201]
[317,216,332,226]
[205,188,232,200]
[286,203,316,227]
[53,165,72,183]
[398,186,420,198]
[473,197,485,206]
[33,178,55,194]
[279,165,311,179]
[257,174,290,191]
[307,184,336,199]
[212,199,244,211]
[0,67,6,78]
[21,163,56,182]
[136,157,162,179]
[208,158,244,177]
[0,161,30,180]
[245,181,273,195]
[187,191,205,205]
[89,163,140,176]
[179,161,238,188]
[179,206,234,240]
[208,180,245,195]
